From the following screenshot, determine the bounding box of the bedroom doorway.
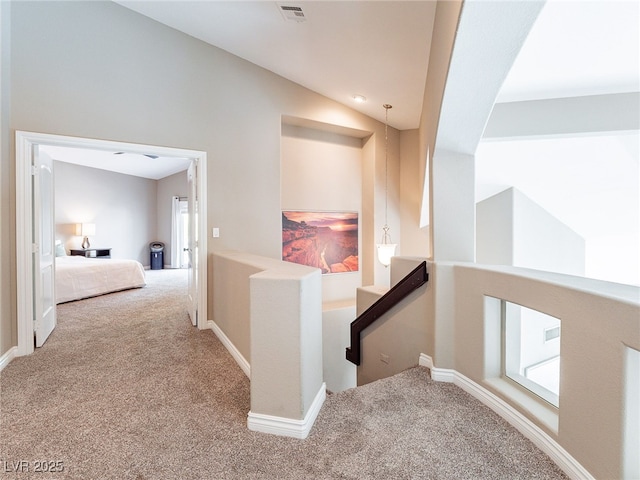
[15,131,208,356]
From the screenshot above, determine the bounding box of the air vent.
[277,3,306,22]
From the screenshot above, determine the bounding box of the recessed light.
[352,95,367,103]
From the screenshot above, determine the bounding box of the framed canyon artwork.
[282,211,359,274]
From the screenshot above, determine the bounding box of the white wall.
[281,123,363,303]
[54,161,157,265]
[475,187,513,265]
[587,232,640,286]
[477,187,585,276]
[400,129,430,257]
[431,149,475,262]
[513,188,585,275]
[322,302,356,393]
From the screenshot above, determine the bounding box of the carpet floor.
[0,269,567,479]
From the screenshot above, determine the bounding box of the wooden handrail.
[345,261,428,366]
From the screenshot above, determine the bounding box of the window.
[503,301,560,407]
[180,209,189,269]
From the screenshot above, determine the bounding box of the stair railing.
[346,261,428,366]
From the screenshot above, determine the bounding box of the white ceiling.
[497,0,639,102]
[41,145,191,180]
[114,0,437,131]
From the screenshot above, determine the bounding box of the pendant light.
[376,104,397,267]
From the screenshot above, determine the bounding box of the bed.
[55,255,146,304]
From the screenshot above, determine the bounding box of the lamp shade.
[376,243,397,267]
[81,223,96,236]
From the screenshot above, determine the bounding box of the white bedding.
[55,256,146,304]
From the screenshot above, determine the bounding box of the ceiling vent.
[277,3,306,23]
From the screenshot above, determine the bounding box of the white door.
[34,148,56,347]
[187,160,198,326]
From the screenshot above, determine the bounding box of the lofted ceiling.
[112,0,638,126]
[49,1,638,181]
[113,0,437,131]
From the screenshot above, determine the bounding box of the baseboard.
[247,383,326,439]
[419,353,456,382]
[0,346,18,373]
[207,320,250,378]
[418,354,594,480]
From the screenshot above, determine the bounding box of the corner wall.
[400,129,430,257]
[476,187,585,275]
[212,251,324,439]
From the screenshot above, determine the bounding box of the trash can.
[150,242,164,270]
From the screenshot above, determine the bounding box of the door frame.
[16,131,208,356]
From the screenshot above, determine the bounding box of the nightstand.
[69,248,112,259]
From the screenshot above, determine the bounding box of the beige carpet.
[0,269,568,479]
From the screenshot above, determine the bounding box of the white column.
[431,149,475,262]
[248,267,325,439]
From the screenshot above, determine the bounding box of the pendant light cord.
[383,104,392,240]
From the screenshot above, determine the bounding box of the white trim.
[247,383,326,439]
[194,157,208,332]
[15,131,208,354]
[418,354,594,480]
[208,320,250,377]
[419,353,455,382]
[16,133,34,356]
[0,346,17,372]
